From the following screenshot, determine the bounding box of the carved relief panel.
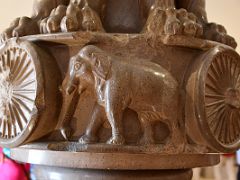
[0,0,239,156]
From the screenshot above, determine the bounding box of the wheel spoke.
[205,93,225,99]
[12,52,27,80]
[12,105,27,130]
[230,111,236,139]
[13,94,34,104]
[206,100,225,108]
[215,57,224,75]
[206,83,222,95]
[233,65,240,86]
[12,124,17,137]
[216,109,227,141]
[11,99,29,124]
[224,110,231,143]
[229,58,237,86]
[6,50,11,69]
[11,97,31,114]
[212,106,225,137]
[13,89,36,94]
[207,103,225,119]
[222,113,228,143]
[2,52,6,69]
[7,103,16,137]
[235,75,240,89]
[16,79,35,89]
[14,68,34,86]
[8,103,23,131]
[1,121,6,138]
[207,71,222,92]
[235,111,240,137]
[13,60,31,84]
[228,59,234,86]
[229,111,235,142]
[210,63,221,80]
[219,55,227,75]
[10,55,20,78]
[6,121,11,138]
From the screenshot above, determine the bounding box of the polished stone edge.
[10,147,220,170]
[32,165,193,180]
[17,32,220,50]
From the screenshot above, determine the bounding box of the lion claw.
[164,8,203,37]
[204,23,237,48]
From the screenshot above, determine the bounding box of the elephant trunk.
[55,71,79,138]
[55,88,80,140]
[65,73,79,95]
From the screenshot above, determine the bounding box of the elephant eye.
[74,63,81,71]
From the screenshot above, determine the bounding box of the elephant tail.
[138,111,165,122]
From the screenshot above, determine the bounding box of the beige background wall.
[0,0,239,52]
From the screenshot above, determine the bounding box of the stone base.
[10,146,219,180]
[32,166,193,180]
[10,145,220,169]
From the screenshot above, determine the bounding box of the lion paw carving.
[204,23,237,48]
[40,2,104,34]
[144,8,203,38]
[0,0,237,49]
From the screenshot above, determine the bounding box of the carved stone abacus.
[0,0,239,179]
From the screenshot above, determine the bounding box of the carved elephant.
[0,0,236,48]
[60,45,184,148]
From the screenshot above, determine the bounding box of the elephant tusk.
[65,84,77,95]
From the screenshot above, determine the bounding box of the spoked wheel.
[0,39,61,148]
[186,46,240,152]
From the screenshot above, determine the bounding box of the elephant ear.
[92,52,112,80]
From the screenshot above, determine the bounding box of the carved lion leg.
[79,103,105,144]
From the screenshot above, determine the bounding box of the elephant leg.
[164,120,185,152]
[79,103,104,144]
[105,95,125,145]
[138,114,155,145]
